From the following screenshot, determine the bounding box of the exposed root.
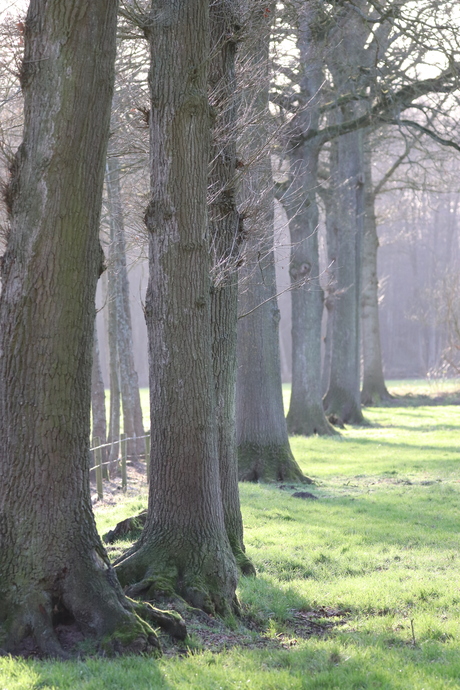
[128,599,187,640]
[287,405,339,437]
[31,612,72,660]
[116,541,238,619]
[1,584,162,659]
[238,442,308,483]
[5,595,71,659]
[100,616,161,657]
[124,575,176,601]
[229,541,256,577]
[327,413,345,429]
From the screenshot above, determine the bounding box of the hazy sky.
[0,0,26,16]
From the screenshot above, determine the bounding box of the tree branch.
[304,63,460,146]
[387,118,460,153]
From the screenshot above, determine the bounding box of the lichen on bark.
[115,0,239,615]
[0,0,162,658]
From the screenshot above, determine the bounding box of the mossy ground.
[2,379,460,688]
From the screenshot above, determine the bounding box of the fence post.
[93,436,103,501]
[144,432,150,483]
[121,433,127,492]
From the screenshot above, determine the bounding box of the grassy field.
[2,379,460,689]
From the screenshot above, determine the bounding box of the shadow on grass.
[368,392,460,408]
[333,435,460,455]
[225,628,460,689]
[2,655,171,690]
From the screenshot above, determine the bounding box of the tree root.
[287,405,340,437]
[5,593,72,659]
[99,615,160,657]
[229,540,256,577]
[1,583,162,658]
[128,599,187,640]
[115,540,238,618]
[237,442,311,483]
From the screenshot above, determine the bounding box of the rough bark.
[236,4,306,483]
[283,8,337,437]
[0,0,158,657]
[322,119,365,425]
[106,197,121,470]
[209,0,255,576]
[115,0,238,616]
[322,10,368,425]
[105,155,144,458]
[91,327,108,467]
[360,139,392,405]
[318,138,339,398]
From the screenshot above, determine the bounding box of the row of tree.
[0,0,459,657]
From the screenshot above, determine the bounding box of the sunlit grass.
[2,378,460,689]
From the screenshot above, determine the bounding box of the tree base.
[228,536,257,577]
[0,586,162,659]
[105,511,256,580]
[114,531,239,618]
[287,403,339,437]
[238,442,312,483]
[323,386,366,425]
[361,385,393,406]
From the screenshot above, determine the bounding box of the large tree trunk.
[322,2,390,423]
[106,198,121,469]
[106,155,144,458]
[209,0,255,576]
[284,8,337,437]
[0,0,158,657]
[318,139,340,398]
[115,0,238,616]
[320,183,338,397]
[360,140,391,405]
[323,120,365,424]
[236,5,306,483]
[91,327,107,466]
[285,152,336,435]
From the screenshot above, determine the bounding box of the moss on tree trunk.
[236,5,307,485]
[114,0,239,615]
[283,8,338,439]
[238,443,308,483]
[360,137,392,406]
[209,0,255,577]
[0,0,161,657]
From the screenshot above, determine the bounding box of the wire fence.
[90,432,151,501]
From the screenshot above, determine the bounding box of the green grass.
[2,379,460,689]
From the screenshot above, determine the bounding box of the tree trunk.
[0,0,158,657]
[236,5,306,483]
[360,140,392,405]
[322,1,390,423]
[106,203,121,470]
[284,147,336,436]
[322,116,365,425]
[318,143,339,398]
[209,0,255,576]
[115,0,238,616]
[91,327,107,467]
[105,155,145,459]
[284,8,337,437]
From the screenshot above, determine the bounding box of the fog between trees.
[95,1,460,393]
[0,0,460,657]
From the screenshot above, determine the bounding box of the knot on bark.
[144,198,175,232]
[290,261,311,282]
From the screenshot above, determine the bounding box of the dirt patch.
[155,601,350,657]
[90,459,148,506]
